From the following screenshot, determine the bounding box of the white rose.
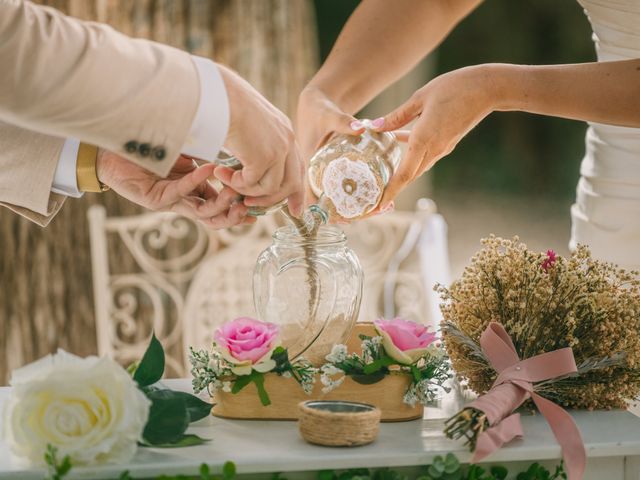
[2,350,150,466]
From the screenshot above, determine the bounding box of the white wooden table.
[1,380,639,480]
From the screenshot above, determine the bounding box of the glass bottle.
[307,125,401,222]
[253,224,363,365]
[214,124,401,229]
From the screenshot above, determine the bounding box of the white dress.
[571,0,640,270]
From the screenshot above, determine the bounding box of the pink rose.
[374,318,438,365]
[214,317,280,376]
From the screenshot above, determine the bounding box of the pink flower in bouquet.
[373,318,438,365]
[214,317,280,376]
[541,249,557,272]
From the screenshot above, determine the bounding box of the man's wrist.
[180,57,229,161]
[77,144,109,192]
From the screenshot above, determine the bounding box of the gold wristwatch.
[76,143,110,192]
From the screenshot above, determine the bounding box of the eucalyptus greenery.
[44,449,566,480]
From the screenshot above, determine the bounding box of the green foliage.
[135,335,212,448]
[44,445,72,480]
[142,388,191,445]
[133,334,165,387]
[42,449,568,480]
[231,370,270,406]
[422,454,463,480]
[271,346,290,371]
[515,462,567,480]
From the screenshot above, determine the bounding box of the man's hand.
[96,149,255,229]
[213,65,305,217]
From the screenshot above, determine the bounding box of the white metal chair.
[88,200,451,376]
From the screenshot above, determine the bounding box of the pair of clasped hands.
[98,65,455,229]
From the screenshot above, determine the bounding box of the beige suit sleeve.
[0,0,201,178]
[0,121,66,227]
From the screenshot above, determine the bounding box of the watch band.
[76,143,109,192]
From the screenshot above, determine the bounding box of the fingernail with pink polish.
[371,117,385,129]
[380,202,394,213]
[350,120,364,130]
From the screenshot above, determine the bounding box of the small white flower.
[222,381,232,393]
[207,358,217,370]
[301,381,314,395]
[320,364,343,376]
[325,344,348,363]
[403,388,418,408]
[320,375,345,394]
[282,371,293,379]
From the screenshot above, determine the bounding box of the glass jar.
[253,225,363,365]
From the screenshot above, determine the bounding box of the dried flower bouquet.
[438,236,640,451]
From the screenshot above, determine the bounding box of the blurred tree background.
[314,0,595,200]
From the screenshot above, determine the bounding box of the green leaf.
[199,464,212,480]
[350,371,386,385]
[410,365,422,383]
[172,391,213,423]
[223,461,237,480]
[318,470,335,480]
[363,360,384,375]
[363,354,397,374]
[490,465,508,479]
[432,456,445,473]
[146,434,209,448]
[467,465,483,480]
[426,466,441,478]
[252,372,271,406]
[443,453,459,474]
[231,375,253,394]
[118,471,133,480]
[134,333,165,387]
[58,456,72,476]
[142,388,189,445]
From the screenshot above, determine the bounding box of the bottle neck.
[279,200,328,236]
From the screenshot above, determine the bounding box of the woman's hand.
[377,65,499,208]
[296,85,368,161]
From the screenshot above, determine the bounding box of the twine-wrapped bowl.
[298,400,381,447]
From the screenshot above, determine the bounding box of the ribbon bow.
[468,322,586,480]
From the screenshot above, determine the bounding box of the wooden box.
[211,323,423,422]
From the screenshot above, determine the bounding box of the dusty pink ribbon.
[468,322,586,480]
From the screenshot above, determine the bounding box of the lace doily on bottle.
[321,156,382,219]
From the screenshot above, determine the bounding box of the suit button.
[124,140,138,153]
[152,146,166,161]
[138,143,152,157]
